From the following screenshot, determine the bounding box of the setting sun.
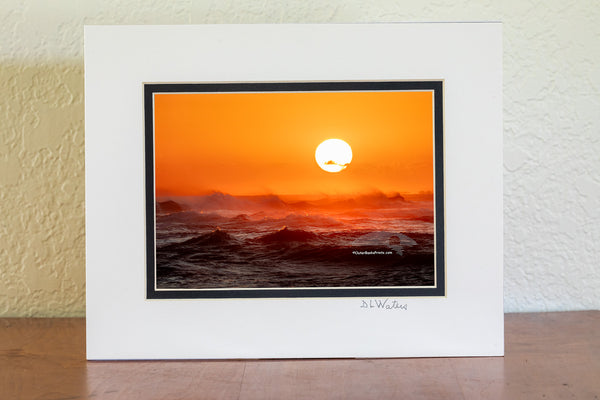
[315,139,353,173]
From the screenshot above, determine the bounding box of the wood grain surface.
[1,311,598,399]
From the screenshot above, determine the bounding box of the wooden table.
[1,311,598,399]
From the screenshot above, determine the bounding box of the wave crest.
[257,226,318,244]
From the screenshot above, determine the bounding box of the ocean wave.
[278,213,344,229]
[157,210,226,226]
[231,214,250,222]
[185,192,288,211]
[351,231,417,255]
[159,228,239,251]
[256,226,319,244]
[156,200,185,215]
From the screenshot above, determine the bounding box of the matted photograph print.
[145,81,444,299]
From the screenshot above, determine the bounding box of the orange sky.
[154,90,434,197]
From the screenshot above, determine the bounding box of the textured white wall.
[0,1,598,316]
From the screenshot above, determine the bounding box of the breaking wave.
[154,195,435,289]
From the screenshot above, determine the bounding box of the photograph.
[145,81,444,298]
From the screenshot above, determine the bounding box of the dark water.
[155,195,435,289]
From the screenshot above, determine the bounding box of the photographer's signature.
[360,299,407,310]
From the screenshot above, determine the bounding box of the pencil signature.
[360,299,407,310]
